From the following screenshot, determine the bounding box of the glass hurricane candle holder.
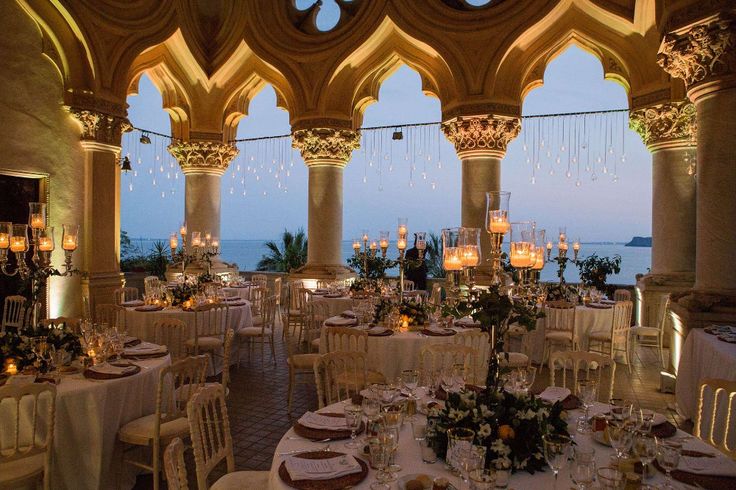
[352,238,360,255]
[10,224,29,253]
[62,224,79,251]
[415,231,427,259]
[485,191,511,284]
[397,218,408,240]
[28,202,46,230]
[379,231,389,257]
[0,222,10,251]
[191,231,202,248]
[442,228,463,296]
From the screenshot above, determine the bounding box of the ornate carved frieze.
[658,17,736,92]
[291,128,361,164]
[67,108,132,146]
[167,140,239,175]
[441,115,520,157]
[629,101,696,148]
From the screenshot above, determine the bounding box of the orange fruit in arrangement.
[498,424,515,440]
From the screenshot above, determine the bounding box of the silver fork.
[279,443,330,456]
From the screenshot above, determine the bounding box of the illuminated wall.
[0,2,85,316]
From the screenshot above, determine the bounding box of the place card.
[284,454,361,480]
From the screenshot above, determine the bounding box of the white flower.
[490,438,511,456]
[448,408,468,421]
[477,423,492,438]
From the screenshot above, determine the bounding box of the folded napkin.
[539,386,571,404]
[124,342,166,356]
[284,454,361,481]
[324,316,357,327]
[89,363,137,375]
[679,454,736,476]
[135,304,163,312]
[298,412,348,431]
[121,300,145,307]
[340,310,357,319]
[227,301,247,307]
[455,316,479,327]
[368,326,388,335]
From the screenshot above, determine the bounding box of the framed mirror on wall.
[0,169,49,324]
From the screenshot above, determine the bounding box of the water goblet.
[344,404,363,449]
[597,467,625,489]
[451,363,466,391]
[569,450,596,489]
[517,365,536,393]
[469,469,496,490]
[638,408,656,432]
[368,438,392,485]
[633,431,657,481]
[607,420,634,461]
[401,369,420,397]
[576,379,598,433]
[379,426,401,475]
[610,398,633,423]
[542,433,571,490]
[656,439,681,489]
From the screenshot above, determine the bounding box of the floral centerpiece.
[171,281,201,307]
[0,323,83,373]
[428,285,566,474]
[398,300,429,326]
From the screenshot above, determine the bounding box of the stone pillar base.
[83,272,125,314]
[289,264,356,287]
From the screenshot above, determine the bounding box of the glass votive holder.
[598,467,625,489]
[419,438,437,463]
[469,469,496,490]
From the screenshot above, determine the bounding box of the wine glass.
[458,445,487,487]
[637,408,656,432]
[570,446,596,489]
[344,404,363,449]
[597,467,625,489]
[543,434,571,490]
[517,366,537,393]
[401,369,420,397]
[576,379,598,433]
[633,431,657,481]
[607,420,634,461]
[368,438,392,487]
[379,427,401,476]
[656,439,681,489]
[610,398,633,423]
[451,363,466,391]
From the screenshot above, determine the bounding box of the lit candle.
[510,242,533,268]
[573,241,580,252]
[38,237,53,251]
[10,236,27,253]
[352,240,360,252]
[6,362,17,375]
[0,233,9,249]
[362,232,369,242]
[370,241,377,251]
[558,241,568,252]
[559,232,566,242]
[397,238,407,251]
[532,247,545,270]
[170,233,178,250]
[30,214,44,229]
[461,246,480,267]
[205,232,212,242]
[489,216,510,234]
[546,241,553,251]
[63,235,77,251]
[62,224,79,251]
[211,238,220,248]
[398,225,407,238]
[379,238,388,249]
[191,232,202,247]
[443,248,463,271]
[180,223,187,236]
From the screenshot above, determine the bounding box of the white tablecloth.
[223,286,255,301]
[677,328,736,419]
[517,305,614,363]
[122,303,252,374]
[312,295,354,316]
[319,325,459,381]
[268,397,728,489]
[1,355,170,490]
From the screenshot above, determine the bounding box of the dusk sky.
[122,44,653,243]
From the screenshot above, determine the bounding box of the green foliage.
[120,231,171,277]
[147,241,170,278]
[0,323,83,372]
[425,232,445,278]
[576,253,622,291]
[347,253,398,280]
[257,229,308,272]
[170,282,200,307]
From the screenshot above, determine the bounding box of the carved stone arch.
[493,0,665,107]
[16,0,96,93]
[322,16,456,128]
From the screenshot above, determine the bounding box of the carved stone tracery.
[629,101,696,149]
[167,140,239,176]
[441,115,521,157]
[658,17,736,92]
[67,108,132,146]
[291,128,361,165]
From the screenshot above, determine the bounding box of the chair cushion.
[288,353,320,369]
[311,338,321,349]
[185,336,223,350]
[251,315,263,325]
[545,331,574,341]
[588,332,611,342]
[630,326,659,336]
[289,309,303,317]
[0,452,44,486]
[500,352,529,367]
[211,470,270,489]
[118,414,190,446]
[237,327,272,337]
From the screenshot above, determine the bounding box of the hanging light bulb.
[620,154,626,163]
[549,169,554,176]
[591,173,598,181]
[134,170,138,177]
[530,176,536,184]
[602,166,608,174]
[575,180,582,187]
[128,183,133,192]
[565,170,572,178]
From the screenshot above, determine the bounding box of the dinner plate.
[397,473,438,490]
[293,413,363,441]
[278,451,368,490]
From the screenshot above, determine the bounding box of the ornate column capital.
[629,100,696,150]
[291,128,361,167]
[167,140,239,176]
[441,114,521,159]
[67,108,131,148]
[658,16,736,99]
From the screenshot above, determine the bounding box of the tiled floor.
[134,321,683,488]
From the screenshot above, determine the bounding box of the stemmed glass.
[607,420,634,462]
[362,397,380,437]
[569,446,596,490]
[379,427,401,477]
[401,369,419,397]
[516,366,537,394]
[344,404,363,449]
[368,438,392,488]
[633,431,657,481]
[543,434,571,490]
[610,398,633,423]
[458,445,487,488]
[656,439,681,489]
[577,379,598,433]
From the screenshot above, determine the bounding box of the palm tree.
[425,231,445,278]
[257,229,308,272]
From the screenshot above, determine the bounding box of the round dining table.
[122,302,252,374]
[1,353,170,490]
[312,294,355,316]
[269,395,734,489]
[223,285,257,301]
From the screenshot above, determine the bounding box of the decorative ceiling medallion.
[658,17,736,89]
[441,115,520,156]
[291,128,361,163]
[629,101,696,148]
[168,140,238,175]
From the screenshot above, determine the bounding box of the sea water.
[127,238,650,285]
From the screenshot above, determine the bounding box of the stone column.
[442,115,521,283]
[291,127,360,280]
[658,16,736,371]
[629,100,697,370]
[68,103,131,311]
[167,140,238,247]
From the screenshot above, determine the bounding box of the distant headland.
[625,236,652,247]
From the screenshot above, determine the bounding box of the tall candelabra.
[546,227,581,284]
[485,191,511,286]
[169,223,220,277]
